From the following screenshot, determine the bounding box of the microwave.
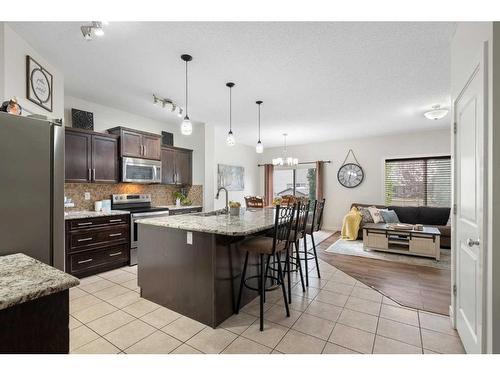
[122,157,162,184]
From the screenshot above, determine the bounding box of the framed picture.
[26,55,53,112]
[218,164,245,191]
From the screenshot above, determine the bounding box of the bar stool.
[284,199,310,303]
[302,199,326,284]
[236,204,295,331]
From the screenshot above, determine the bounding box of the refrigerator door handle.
[88,169,91,181]
[92,169,96,181]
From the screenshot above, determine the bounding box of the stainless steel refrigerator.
[0,111,65,270]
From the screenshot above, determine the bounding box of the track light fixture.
[153,94,183,117]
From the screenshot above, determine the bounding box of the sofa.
[351,203,451,248]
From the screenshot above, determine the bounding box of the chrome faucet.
[216,187,229,213]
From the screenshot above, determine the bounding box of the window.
[385,156,451,207]
[273,167,316,201]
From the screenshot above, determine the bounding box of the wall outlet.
[84,192,91,200]
[186,231,193,245]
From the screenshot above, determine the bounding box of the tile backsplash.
[65,183,203,211]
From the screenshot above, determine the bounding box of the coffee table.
[362,223,441,261]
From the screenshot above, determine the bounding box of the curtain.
[264,164,274,206]
[315,161,324,201]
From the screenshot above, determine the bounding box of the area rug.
[298,230,333,250]
[324,238,451,270]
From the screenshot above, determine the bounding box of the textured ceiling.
[9,22,455,146]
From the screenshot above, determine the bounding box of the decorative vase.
[176,198,181,207]
[230,207,240,216]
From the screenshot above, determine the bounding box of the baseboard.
[449,304,455,327]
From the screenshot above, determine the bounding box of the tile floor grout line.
[417,308,424,354]
[371,298,383,354]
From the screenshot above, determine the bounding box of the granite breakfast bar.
[136,208,276,327]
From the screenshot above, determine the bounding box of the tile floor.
[69,260,465,354]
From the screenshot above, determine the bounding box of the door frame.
[451,41,489,353]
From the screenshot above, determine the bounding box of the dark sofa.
[351,203,451,248]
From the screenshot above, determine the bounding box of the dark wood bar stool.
[236,204,295,331]
[284,199,310,303]
[302,199,326,283]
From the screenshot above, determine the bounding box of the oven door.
[122,157,161,184]
[130,210,170,265]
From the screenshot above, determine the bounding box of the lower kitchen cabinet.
[65,214,130,278]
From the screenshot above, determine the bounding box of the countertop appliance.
[0,112,64,269]
[111,194,169,265]
[122,157,161,184]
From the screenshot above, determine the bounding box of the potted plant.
[173,191,184,207]
[229,201,241,216]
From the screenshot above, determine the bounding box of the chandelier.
[272,133,298,167]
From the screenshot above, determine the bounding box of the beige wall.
[258,128,451,231]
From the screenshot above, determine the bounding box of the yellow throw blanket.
[341,207,362,240]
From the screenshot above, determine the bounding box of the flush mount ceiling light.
[424,105,449,120]
[181,54,193,135]
[273,133,298,167]
[226,82,236,146]
[255,100,263,154]
[153,94,183,117]
[80,21,107,41]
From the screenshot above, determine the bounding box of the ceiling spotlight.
[81,26,93,41]
[153,94,183,117]
[424,105,449,120]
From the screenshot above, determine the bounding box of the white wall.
[64,95,206,186]
[207,125,260,210]
[258,129,451,231]
[0,23,64,119]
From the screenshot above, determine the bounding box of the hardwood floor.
[315,232,451,316]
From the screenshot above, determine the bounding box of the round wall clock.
[337,163,364,188]
[337,149,364,188]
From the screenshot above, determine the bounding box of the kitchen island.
[136,208,276,327]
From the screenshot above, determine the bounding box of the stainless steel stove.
[112,194,169,265]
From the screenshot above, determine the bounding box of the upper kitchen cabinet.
[161,146,193,185]
[65,128,119,183]
[107,126,161,160]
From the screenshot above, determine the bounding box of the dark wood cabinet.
[65,128,119,183]
[65,129,92,182]
[108,126,161,160]
[161,146,193,185]
[161,147,175,184]
[65,214,130,278]
[92,135,119,183]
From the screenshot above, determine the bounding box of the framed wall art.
[217,164,245,191]
[26,55,53,112]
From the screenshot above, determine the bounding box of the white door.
[453,43,487,354]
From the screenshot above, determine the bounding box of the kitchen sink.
[191,209,227,217]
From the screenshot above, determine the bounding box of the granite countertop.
[64,210,130,220]
[136,207,275,236]
[159,205,203,211]
[0,253,80,310]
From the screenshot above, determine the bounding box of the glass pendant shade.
[181,116,193,135]
[256,140,264,153]
[226,130,235,146]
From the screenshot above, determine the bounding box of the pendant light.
[181,54,193,135]
[226,82,236,146]
[272,133,298,166]
[255,100,264,153]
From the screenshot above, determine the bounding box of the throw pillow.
[357,207,374,224]
[381,209,400,224]
[368,206,384,223]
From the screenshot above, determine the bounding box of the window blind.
[385,156,451,207]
